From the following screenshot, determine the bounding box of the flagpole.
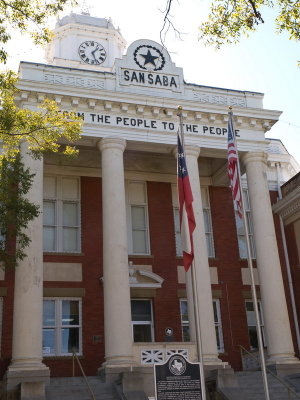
[229,108,270,400]
[177,106,207,400]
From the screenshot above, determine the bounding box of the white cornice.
[273,187,300,223]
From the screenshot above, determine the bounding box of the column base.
[203,354,227,367]
[3,364,50,400]
[267,360,300,378]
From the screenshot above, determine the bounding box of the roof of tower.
[56,13,116,30]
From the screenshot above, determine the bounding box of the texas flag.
[177,131,196,272]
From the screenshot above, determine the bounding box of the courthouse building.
[1,12,300,399]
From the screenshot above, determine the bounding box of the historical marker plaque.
[154,354,202,400]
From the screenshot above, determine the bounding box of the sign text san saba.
[121,68,179,89]
[71,112,240,137]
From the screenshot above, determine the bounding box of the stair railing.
[239,345,300,399]
[72,349,96,400]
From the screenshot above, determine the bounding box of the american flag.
[177,130,196,272]
[227,112,243,219]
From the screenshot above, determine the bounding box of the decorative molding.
[140,348,189,364]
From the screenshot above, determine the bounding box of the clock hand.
[91,48,98,61]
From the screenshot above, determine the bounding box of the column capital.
[185,145,201,158]
[98,137,126,153]
[172,144,201,159]
[242,151,268,166]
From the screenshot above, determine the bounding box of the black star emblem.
[140,50,159,67]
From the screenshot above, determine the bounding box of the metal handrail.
[72,350,96,400]
[239,345,300,399]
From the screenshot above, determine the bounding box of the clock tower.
[46,13,126,72]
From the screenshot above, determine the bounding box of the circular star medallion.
[133,45,165,71]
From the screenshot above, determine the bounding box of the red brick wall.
[209,186,250,370]
[1,178,299,378]
[43,177,104,377]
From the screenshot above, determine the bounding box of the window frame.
[42,297,82,357]
[126,181,150,255]
[180,299,224,352]
[172,185,215,258]
[43,176,81,253]
[235,189,256,259]
[201,186,215,258]
[213,299,224,353]
[131,299,154,343]
[245,299,266,350]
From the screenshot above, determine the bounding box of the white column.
[98,137,133,367]
[243,152,299,364]
[6,144,49,397]
[185,145,221,365]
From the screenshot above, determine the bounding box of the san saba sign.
[115,40,184,93]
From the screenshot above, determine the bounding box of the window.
[180,299,190,342]
[235,189,256,259]
[131,299,153,342]
[213,299,224,353]
[172,185,215,257]
[201,187,215,258]
[43,298,82,356]
[245,300,265,350]
[127,182,150,255]
[180,299,224,352]
[43,176,81,253]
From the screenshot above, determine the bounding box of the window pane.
[129,182,146,203]
[131,300,152,321]
[62,178,79,200]
[132,231,147,254]
[174,208,180,232]
[176,233,182,256]
[215,326,221,349]
[213,301,218,322]
[243,189,250,210]
[203,209,210,232]
[43,227,55,251]
[44,177,56,198]
[62,300,79,326]
[180,301,189,322]
[61,328,79,353]
[238,236,247,259]
[43,300,55,326]
[43,202,55,225]
[131,206,146,229]
[43,329,55,354]
[206,234,213,258]
[182,325,190,342]
[133,325,152,342]
[248,326,258,349]
[201,187,209,208]
[236,215,245,235]
[63,228,78,252]
[63,203,78,226]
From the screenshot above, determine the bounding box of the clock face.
[78,41,106,65]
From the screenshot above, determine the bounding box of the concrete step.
[45,376,119,400]
[220,371,300,400]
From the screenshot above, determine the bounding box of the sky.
[3,0,300,165]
